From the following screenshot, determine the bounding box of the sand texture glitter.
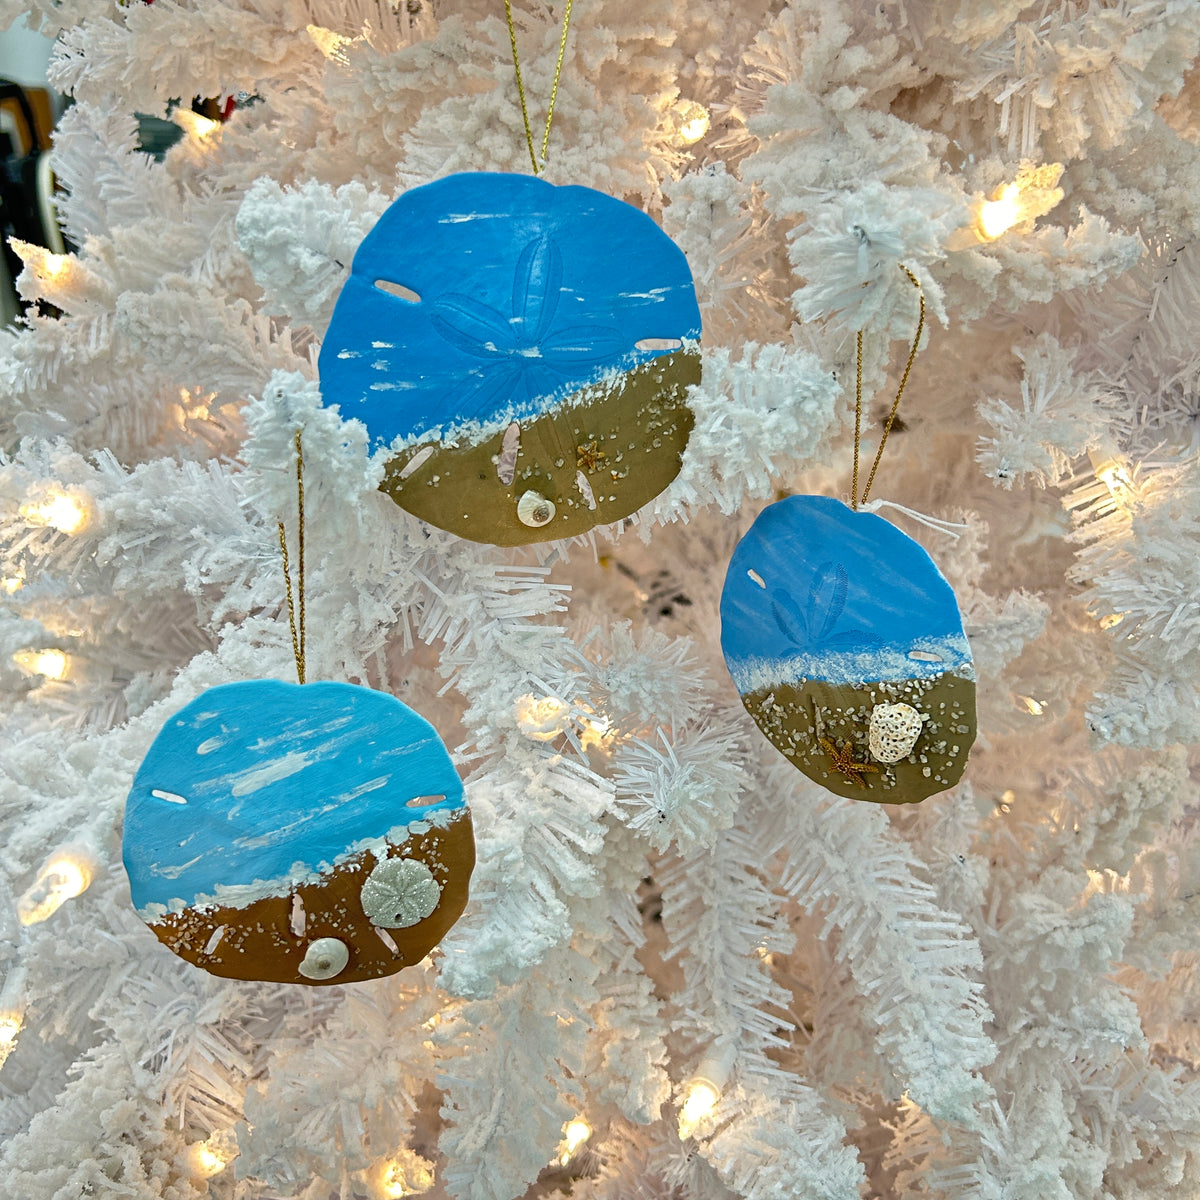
[743,673,975,804]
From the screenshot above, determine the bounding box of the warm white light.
[176,386,214,428]
[678,1081,720,1137]
[1093,457,1133,496]
[676,102,710,145]
[2,571,24,594]
[558,1117,592,1163]
[13,649,68,681]
[17,851,94,925]
[0,1014,20,1068]
[38,251,68,280]
[377,1151,434,1199]
[564,1118,591,1152]
[1018,695,1045,716]
[174,109,221,140]
[578,709,614,753]
[979,183,1021,239]
[19,490,90,534]
[1099,612,1126,630]
[515,694,572,740]
[678,1043,736,1138]
[948,163,1065,249]
[187,1139,229,1179]
[307,22,356,61]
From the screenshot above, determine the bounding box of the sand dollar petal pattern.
[318,172,702,546]
[361,857,441,928]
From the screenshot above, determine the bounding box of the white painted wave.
[728,634,975,694]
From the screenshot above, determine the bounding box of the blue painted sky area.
[123,680,464,910]
[318,172,701,445]
[720,495,972,688]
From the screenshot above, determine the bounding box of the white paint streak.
[229,750,313,797]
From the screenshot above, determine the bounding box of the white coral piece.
[868,702,924,763]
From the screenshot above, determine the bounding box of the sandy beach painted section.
[382,347,699,544]
[743,672,976,804]
[147,809,475,985]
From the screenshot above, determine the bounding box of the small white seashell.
[868,702,924,763]
[516,490,555,527]
[360,857,442,928]
[298,937,349,980]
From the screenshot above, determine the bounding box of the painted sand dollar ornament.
[318,172,702,545]
[719,495,977,804]
[122,680,474,984]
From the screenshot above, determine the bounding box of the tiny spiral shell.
[298,937,349,980]
[517,490,556,528]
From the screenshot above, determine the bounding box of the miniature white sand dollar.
[868,702,924,763]
[298,937,349,980]
[361,857,442,929]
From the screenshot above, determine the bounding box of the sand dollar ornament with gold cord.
[121,435,475,984]
[317,1,701,545]
[720,271,977,804]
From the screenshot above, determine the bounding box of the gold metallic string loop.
[852,265,926,509]
[505,0,575,175]
[277,429,306,685]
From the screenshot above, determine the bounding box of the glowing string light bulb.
[189,1143,225,1178]
[17,848,96,925]
[13,648,69,681]
[979,183,1021,239]
[947,162,1065,249]
[187,1131,236,1179]
[515,694,572,740]
[173,108,221,141]
[377,1149,434,1199]
[19,488,91,535]
[1088,448,1133,499]
[678,1042,736,1139]
[307,22,357,62]
[558,1117,592,1165]
[0,1012,21,1069]
[0,969,25,1070]
[675,101,710,145]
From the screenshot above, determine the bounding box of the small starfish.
[575,440,608,472]
[818,736,880,787]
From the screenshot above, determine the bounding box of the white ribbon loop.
[861,497,969,539]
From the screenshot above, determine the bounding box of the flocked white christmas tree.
[1,1,1200,1197]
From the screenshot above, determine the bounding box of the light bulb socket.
[690,1041,737,1094]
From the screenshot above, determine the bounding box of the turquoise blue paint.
[122,680,464,911]
[318,172,701,444]
[720,495,973,691]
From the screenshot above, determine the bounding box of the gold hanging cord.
[851,264,926,509]
[505,0,575,175]
[277,429,306,685]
